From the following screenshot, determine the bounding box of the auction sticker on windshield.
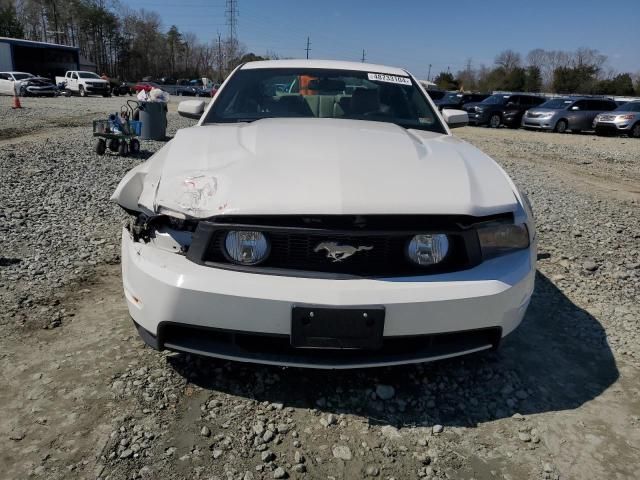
[367,73,412,85]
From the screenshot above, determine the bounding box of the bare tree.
[494,49,521,71]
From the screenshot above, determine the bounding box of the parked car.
[111,59,536,369]
[426,89,446,101]
[435,92,489,111]
[55,71,110,97]
[134,81,165,93]
[464,94,546,128]
[593,100,640,138]
[0,71,34,95]
[522,97,618,133]
[18,76,57,97]
[211,83,221,97]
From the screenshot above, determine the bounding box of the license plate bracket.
[291,305,385,349]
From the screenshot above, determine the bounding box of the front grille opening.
[204,230,469,276]
[185,215,503,277]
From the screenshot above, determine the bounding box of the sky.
[123,0,640,78]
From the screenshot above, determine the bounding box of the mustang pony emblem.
[314,242,373,262]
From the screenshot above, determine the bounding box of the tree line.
[435,48,640,96]
[0,0,263,81]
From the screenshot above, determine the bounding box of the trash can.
[138,101,167,140]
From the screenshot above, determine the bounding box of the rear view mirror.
[442,108,468,129]
[178,100,205,119]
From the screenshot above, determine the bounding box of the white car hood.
[112,118,518,218]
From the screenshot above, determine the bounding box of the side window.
[507,95,521,106]
[72,73,78,79]
[529,96,545,106]
[602,101,617,111]
[0,73,9,80]
[572,100,588,111]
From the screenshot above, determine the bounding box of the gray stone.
[332,445,352,461]
[375,384,395,400]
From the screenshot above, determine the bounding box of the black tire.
[108,139,120,152]
[129,138,140,154]
[489,113,501,128]
[79,86,86,97]
[113,89,120,96]
[631,123,640,139]
[118,141,129,157]
[95,139,106,155]
[554,119,568,133]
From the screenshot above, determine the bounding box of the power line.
[305,36,311,59]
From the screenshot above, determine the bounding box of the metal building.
[0,37,80,79]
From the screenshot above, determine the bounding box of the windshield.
[78,72,101,79]
[205,68,446,133]
[13,73,33,80]
[615,101,640,112]
[480,94,509,105]
[539,98,573,109]
[441,93,462,103]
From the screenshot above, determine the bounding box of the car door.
[567,100,589,130]
[68,72,78,91]
[0,73,12,94]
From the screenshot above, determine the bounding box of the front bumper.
[465,111,489,125]
[594,121,633,134]
[121,228,535,368]
[521,116,555,130]
[85,84,109,93]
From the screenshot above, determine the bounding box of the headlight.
[539,112,554,119]
[617,114,635,120]
[478,224,529,259]
[224,231,269,265]
[475,107,484,112]
[407,234,449,266]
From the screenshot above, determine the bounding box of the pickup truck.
[55,71,110,97]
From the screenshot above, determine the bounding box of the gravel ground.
[0,96,639,480]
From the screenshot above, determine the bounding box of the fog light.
[407,234,449,266]
[224,231,269,265]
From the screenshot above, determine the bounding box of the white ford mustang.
[112,59,536,369]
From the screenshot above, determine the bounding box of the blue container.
[129,120,142,136]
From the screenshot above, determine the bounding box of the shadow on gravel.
[168,271,618,428]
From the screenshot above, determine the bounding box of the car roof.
[240,59,409,76]
[2,71,32,75]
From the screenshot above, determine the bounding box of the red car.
[134,81,164,93]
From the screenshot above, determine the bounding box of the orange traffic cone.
[12,91,22,109]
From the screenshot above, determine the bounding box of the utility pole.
[226,0,238,46]
[361,49,366,63]
[427,64,432,82]
[447,66,450,74]
[305,36,311,59]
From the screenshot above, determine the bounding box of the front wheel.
[631,123,640,139]
[79,86,86,97]
[129,138,140,154]
[118,141,129,157]
[554,119,568,133]
[95,139,106,155]
[489,113,501,128]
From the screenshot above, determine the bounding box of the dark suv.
[435,92,489,111]
[464,93,546,128]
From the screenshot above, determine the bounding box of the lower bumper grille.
[143,321,502,368]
